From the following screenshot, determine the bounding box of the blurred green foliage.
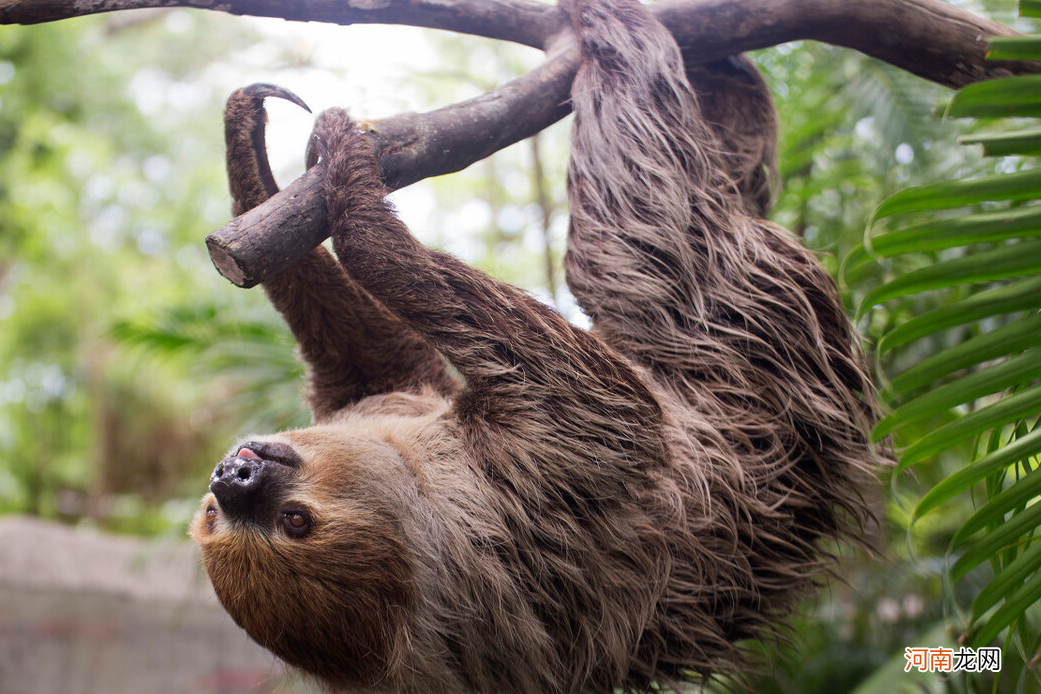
[0,11,300,533]
[0,3,1033,692]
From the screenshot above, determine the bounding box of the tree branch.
[3,0,1030,88]
[4,0,1036,286]
[2,0,1028,86]
[662,0,1032,89]
[0,0,568,49]
[206,47,580,287]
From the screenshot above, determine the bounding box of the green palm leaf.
[988,35,1041,60]
[874,348,1041,438]
[875,277,1041,355]
[110,301,309,432]
[886,314,1041,396]
[911,427,1041,524]
[869,169,1041,221]
[850,4,1041,683]
[857,240,1041,312]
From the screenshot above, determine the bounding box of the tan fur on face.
[192,419,421,688]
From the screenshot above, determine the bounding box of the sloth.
[191,1,882,692]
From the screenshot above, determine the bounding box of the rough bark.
[0,0,567,48]
[4,0,1036,286]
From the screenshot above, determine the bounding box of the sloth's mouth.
[234,441,301,469]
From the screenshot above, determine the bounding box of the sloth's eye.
[205,505,218,529]
[280,508,312,538]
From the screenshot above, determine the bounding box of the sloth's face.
[190,427,414,686]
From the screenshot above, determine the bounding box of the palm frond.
[849,3,1041,686]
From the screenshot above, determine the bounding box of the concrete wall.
[0,516,319,694]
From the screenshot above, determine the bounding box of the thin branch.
[104,7,171,34]
[0,0,567,49]
[662,0,1030,90]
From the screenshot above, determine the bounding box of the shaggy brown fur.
[192,3,881,693]
[685,54,779,217]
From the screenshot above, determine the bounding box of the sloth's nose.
[209,457,273,522]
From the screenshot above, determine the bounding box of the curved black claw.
[237,82,312,114]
